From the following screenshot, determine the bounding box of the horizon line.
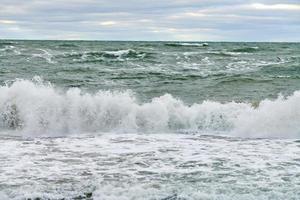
[0,39,299,43]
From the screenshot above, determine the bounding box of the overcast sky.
[0,0,299,41]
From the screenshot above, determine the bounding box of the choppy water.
[0,40,300,199]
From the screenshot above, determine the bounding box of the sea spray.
[1,78,300,138]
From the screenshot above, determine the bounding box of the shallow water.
[0,40,300,199]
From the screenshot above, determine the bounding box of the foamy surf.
[1,78,300,138]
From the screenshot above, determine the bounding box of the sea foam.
[0,78,300,138]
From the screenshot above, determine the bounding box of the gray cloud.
[0,0,299,41]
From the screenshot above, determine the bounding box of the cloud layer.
[0,0,299,41]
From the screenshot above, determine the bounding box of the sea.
[0,40,300,200]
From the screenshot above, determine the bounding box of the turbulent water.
[0,40,300,199]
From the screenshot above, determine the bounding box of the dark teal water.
[1,40,300,103]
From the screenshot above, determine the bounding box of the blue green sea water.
[0,40,300,199]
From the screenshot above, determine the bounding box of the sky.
[0,0,299,41]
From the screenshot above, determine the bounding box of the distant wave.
[165,43,208,47]
[204,51,235,57]
[60,49,148,63]
[57,43,79,48]
[1,78,300,138]
[231,46,259,53]
[0,41,17,46]
[0,45,21,55]
[32,49,55,63]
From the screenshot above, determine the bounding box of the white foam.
[32,49,55,64]
[104,49,134,56]
[0,45,21,55]
[176,43,208,47]
[0,78,300,138]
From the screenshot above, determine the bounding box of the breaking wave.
[1,78,300,138]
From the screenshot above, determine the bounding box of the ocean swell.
[0,78,300,138]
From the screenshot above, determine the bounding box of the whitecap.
[0,78,300,138]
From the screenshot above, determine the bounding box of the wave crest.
[0,78,300,138]
[60,49,147,63]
